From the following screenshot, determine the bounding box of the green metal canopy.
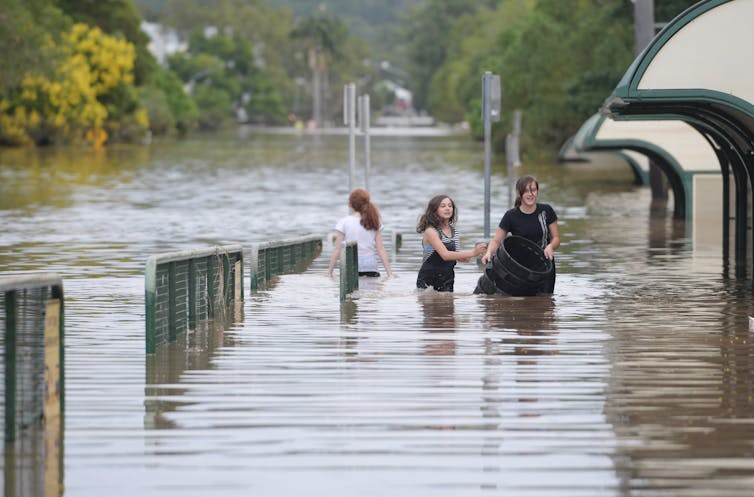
[601,0,754,277]
[573,113,722,221]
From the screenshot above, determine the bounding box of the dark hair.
[416,194,457,233]
[349,188,381,231]
[514,175,539,208]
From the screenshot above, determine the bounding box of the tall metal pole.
[359,94,371,191]
[506,134,513,209]
[482,73,492,238]
[481,72,500,238]
[633,0,667,208]
[507,110,522,207]
[343,83,356,192]
[633,0,655,55]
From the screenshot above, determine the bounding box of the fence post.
[339,241,359,302]
[4,291,17,442]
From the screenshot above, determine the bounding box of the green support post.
[5,291,17,442]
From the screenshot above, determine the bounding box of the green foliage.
[290,13,349,56]
[489,0,633,150]
[289,11,369,123]
[0,0,70,96]
[243,73,286,125]
[402,0,482,111]
[57,0,159,85]
[268,0,422,63]
[655,0,702,22]
[402,0,702,155]
[193,84,233,130]
[1,22,148,146]
[418,0,635,155]
[152,68,198,135]
[168,29,287,129]
[139,85,175,135]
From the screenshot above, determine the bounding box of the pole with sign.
[343,83,356,192]
[358,94,371,191]
[506,110,522,208]
[481,72,501,238]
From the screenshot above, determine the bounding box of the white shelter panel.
[638,0,754,103]
[597,119,719,173]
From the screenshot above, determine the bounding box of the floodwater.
[1,129,754,497]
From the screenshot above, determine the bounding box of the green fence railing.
[248,235,323,291]
[1,274,64,445]
[145,245,243,354]
[391,231,403,251]
[339,241,359,302]
[1,273,64,497]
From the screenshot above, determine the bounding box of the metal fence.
[339,241,359,302]
[0,273,64,445]
[1,274,65,496]
[248,235,323,291]
[145,245,243,354]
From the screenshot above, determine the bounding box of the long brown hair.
[514,176,539,208]
[349,188,381,231]
[416,194,457,233]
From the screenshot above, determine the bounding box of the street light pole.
[343,83,356,193]
[481,71,501,238]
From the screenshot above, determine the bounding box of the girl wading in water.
[481,175,560,293]
[328,188,394,278]
[416,194,486,292]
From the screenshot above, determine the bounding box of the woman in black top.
[481,176,560,293]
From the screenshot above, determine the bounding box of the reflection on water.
[479,295,557,359]
[2,131,754,496]
[418,291,457,355]
[145,305,242,430]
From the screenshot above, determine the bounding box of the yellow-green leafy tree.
[0,23,148,146]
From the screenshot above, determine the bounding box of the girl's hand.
[481,252,492,265]
[543,244,554,259]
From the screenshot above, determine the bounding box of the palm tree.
[290,12,347,127]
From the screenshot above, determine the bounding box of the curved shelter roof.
[601,0,754,274]
[602,0,754,162]
[573,114,720,220]
[557,133,650,186]
[604,0,754,128]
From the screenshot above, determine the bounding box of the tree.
[168,29,287,129]
[57,0,158,84]
[401,0,482,113]
[0,0,70,97]
[290,12,348,126]
[0,23,147,146]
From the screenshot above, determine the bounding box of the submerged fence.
[0,274,64,444]
[248,235,323,291]
[340,241,359,302]
[1,274,64,497]
[145,245,243,354]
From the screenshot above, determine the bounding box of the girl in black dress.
[416,194,486,292]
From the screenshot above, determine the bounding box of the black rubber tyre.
[474,269,505,295]
[487,261,541,296]
[479,236,552,296]
[494,235,552,283]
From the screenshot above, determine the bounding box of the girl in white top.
[328,188,394,278]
